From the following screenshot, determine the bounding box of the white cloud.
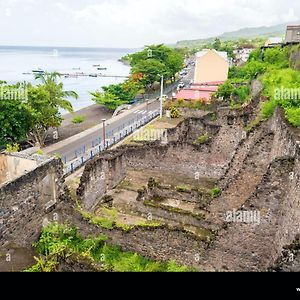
[0,0,299,47]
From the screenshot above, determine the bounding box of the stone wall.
[270,110,300,257]
[69,213,208,269]
[77,151,126,211]
[77,114,247,211]
[200,109,300,271]
[0,157,64,248]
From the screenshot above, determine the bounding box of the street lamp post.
[102,119,106,148]
[159,75,164,118]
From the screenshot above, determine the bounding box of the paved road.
[44,62,195,163]
[44,99,160,162]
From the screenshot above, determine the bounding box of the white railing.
[63,110,159,175]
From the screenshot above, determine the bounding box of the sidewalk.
[44,99,158,154]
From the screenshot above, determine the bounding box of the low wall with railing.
[63,110,160,175]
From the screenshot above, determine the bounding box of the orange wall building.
[194,49,229,84]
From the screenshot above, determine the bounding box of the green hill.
[176,21,299,48]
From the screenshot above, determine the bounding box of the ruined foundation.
[1,106,300,272]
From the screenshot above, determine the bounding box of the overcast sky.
[0,0,299,48]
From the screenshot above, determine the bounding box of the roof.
[287,25,300,30]
[190,85,219,92]
[266,37,283,45]
[196,49,228,62]
[193,81,225,86]
[175,87,216,103]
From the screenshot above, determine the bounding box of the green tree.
[35,72,78,112]
[91,91,126,111]
[0,96,31,146]
[26,85,61,146]
[129,44,184,88]
[213,38,222,51]
[132,59,167,89]
[91,78,143,110]
[26,72,78,146]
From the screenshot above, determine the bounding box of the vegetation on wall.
[218,45,300,127]
[25,223,190,272]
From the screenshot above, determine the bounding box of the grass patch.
[72,115,85,124]
[245,116,263,132]
[193,133,210,145]
[144,200,205,220]
[210,188,221,199]
[25,223,190,272]
[80,207,161,232]
[176,186,191,193]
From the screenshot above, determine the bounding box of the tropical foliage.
[0,72,77,147]
[25,223,190,273]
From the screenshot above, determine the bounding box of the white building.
[233,46,255,65]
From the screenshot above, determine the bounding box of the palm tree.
[35,71,78,113]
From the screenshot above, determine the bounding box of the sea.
[0,46,134,112]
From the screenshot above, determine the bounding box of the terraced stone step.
[203,158,294,272]
[206,132,275,228]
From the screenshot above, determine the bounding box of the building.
[233,45,255,65]
[194,49,229,84]
[285,25,300,44]
[264,37,283,47]
[175,81,224,103]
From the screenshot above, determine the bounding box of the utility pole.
[102,119,106,148]
[159,75,164,118]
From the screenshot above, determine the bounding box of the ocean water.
[0,46,133,112]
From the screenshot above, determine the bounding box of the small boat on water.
[72,67,81,70]
[97,67,107,71]
[93,64,101,67]
[32,69,45,74]
[89,74,98,77]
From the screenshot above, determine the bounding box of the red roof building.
[175,81,224,103]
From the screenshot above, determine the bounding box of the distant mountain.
[176,21,300,48]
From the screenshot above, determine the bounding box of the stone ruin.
[1,105,300,272]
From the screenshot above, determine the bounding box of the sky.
[0,0,299,48]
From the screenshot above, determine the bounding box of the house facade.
[233,45,254,65]
[194,49,229,84]
[264,37,283,47]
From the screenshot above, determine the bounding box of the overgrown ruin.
[1,102,300,272]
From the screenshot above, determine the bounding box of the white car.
[177,82,185,89]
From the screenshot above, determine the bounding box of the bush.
[170,106,180,118]
[72,115,85,124]
[285,108,300,128]
[210,188,221,198]
[260,99,278,119]
[194,133,210,145]
[26,223,190,272]
[5,143,20,153]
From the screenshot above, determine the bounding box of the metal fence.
[63,109,160,175]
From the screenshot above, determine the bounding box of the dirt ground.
[117,169,216,192]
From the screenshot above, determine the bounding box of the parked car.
[129,99,138,105]
[177,82,185,89]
